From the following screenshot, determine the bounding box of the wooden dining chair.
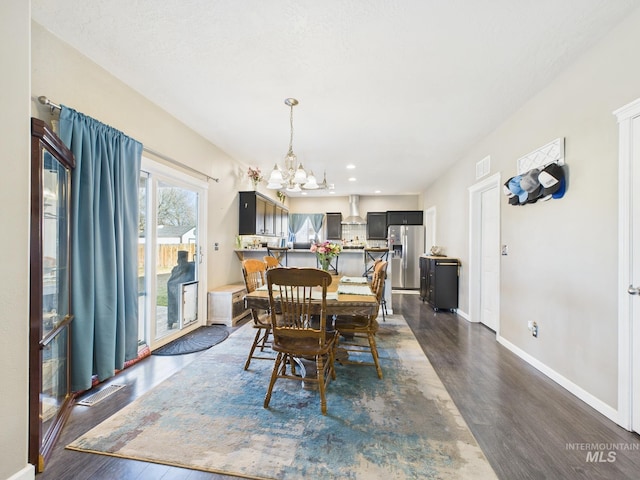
[371,259,388,321]
[241,259,273,370]
[263,255,279,270]
[263,267,337,415]
[266,246,289,266]
[334,261,387,379]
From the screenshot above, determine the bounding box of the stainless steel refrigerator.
[388,225,425,289]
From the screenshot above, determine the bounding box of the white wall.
[31,22,244,291]
[423,7,640,412]
[1,2,33,479]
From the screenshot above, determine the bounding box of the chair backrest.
[263,255,279,269]
[371,265,387,303]
[370,260,388,318]
[242,259,267,294]
[266,267,332,342]
[371,260,388,292]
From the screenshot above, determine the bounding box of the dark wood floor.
[38,293,640,479]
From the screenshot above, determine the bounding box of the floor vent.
[76,384,126,406]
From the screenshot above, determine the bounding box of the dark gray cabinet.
[387,210,423,226]
[419,256,460,311]
[366,212,387,239]
[326,212,342,239]
[239,191,288,236]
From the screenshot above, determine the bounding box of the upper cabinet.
[386,210,423,226]
[366,212,387,239]
[29,118,75,472]
[326,213,342,239]
[238,191,288,236]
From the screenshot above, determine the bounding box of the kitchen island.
[234,247,392,313]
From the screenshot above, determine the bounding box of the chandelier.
[266,98,330,192]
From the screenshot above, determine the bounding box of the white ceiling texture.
[32,0,639,197]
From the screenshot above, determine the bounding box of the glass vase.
[319,256,330,271]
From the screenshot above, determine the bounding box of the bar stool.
[363,247,389,278]
[266,246,289,266]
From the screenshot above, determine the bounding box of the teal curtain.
[308,214,325,243]
[59,106,142,392]
[288,213,307,242]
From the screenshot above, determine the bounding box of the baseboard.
[7,464,35,480]
[497,334,620,425]
[456,309,470,321]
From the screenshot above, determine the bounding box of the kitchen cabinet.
[366,212,387,239]
[275,205,288,238]
[238,191,288,236]
[326,212,342,239]
[29,118,75,471]
[386,210,423,226]
[419,256,460,311]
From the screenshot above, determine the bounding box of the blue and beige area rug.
[67,316,496,479]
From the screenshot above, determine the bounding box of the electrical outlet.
[532,321,538,337]
[501,244,508,256]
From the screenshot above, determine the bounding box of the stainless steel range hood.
[341,195,366,225]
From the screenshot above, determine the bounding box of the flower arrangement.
[310,241,342,271]
[247,167,263,188]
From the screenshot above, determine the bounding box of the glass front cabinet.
[29,118,75,471]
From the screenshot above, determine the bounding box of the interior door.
[615,98,640,433]
[468,173,501,327]
[480,186,500,331]
[632,114,640,434]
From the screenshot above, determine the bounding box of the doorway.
[615,98,640,433]
[468,173,501,332]
[425,206,436,252]
[138,158,208,350]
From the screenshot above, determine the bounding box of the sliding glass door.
[138,158,208,349]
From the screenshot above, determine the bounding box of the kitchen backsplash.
[341,224,366,244]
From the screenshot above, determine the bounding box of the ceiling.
[31,0,638,197]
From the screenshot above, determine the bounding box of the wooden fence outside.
[138,243,197,273]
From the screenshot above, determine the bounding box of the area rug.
[152,325,229,355]
[67,316,496,479]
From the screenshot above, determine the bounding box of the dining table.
[243,274,378,388]
[243,274,379,317]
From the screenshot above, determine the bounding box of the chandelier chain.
[288,102,295,156]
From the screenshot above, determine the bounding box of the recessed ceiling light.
[329,191,335,194]
[374,190,381,194]
[348,177,356,182]
[346,164,356,169]
[301,192,307,195]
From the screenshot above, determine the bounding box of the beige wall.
[1,2,32,479]
[31,22,245,291]
[423,8,640,410]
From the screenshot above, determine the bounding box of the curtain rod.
[37,95,220,182]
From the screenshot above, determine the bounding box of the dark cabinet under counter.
[419,256,460,311]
